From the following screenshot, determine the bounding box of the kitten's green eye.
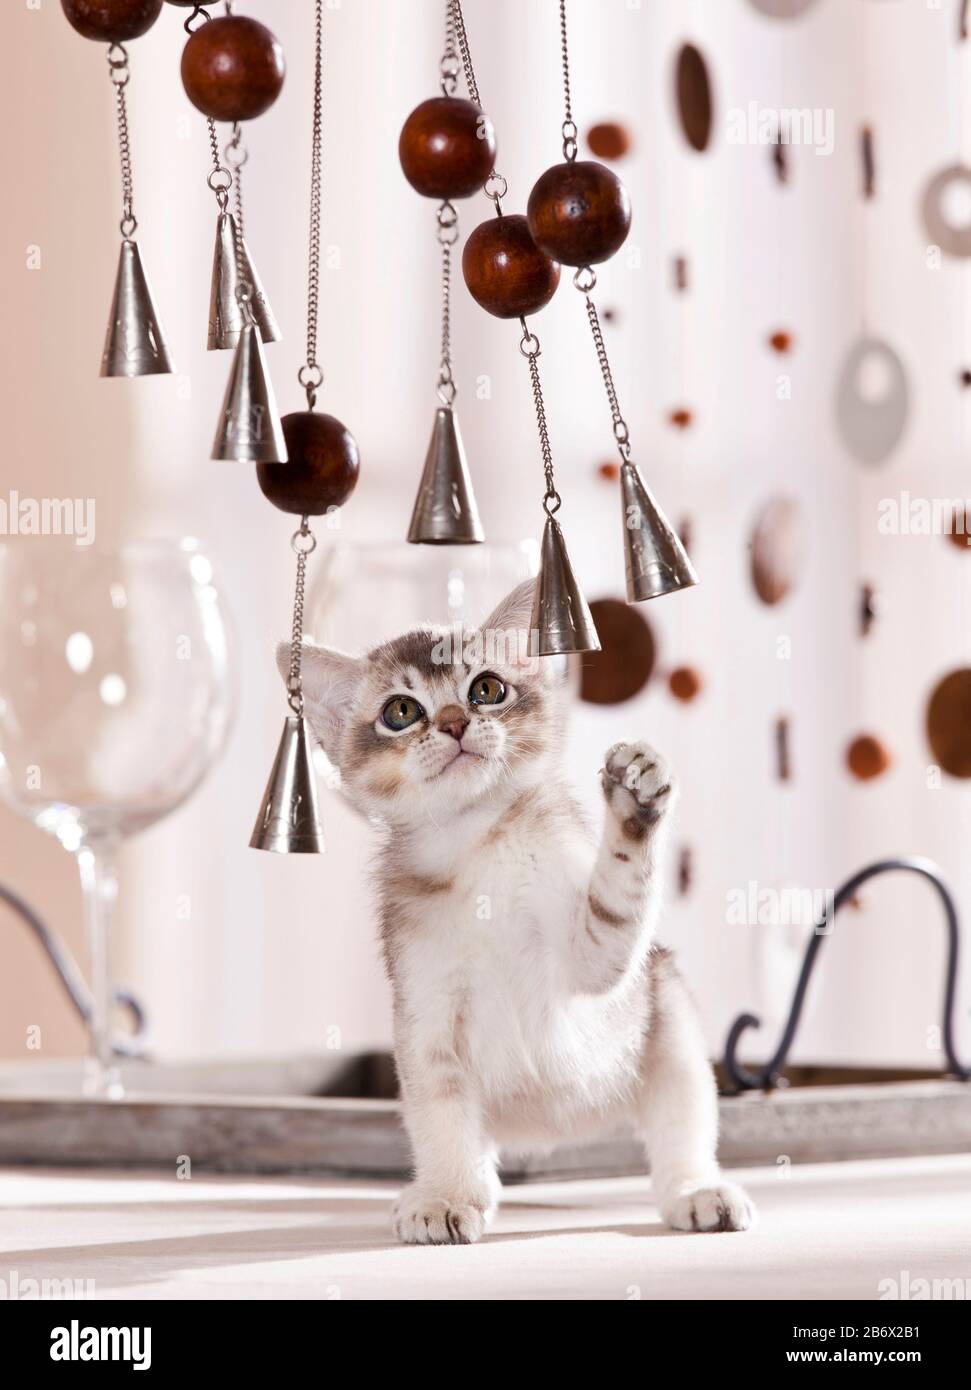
[469,673,507,706]
[381,696,425,731]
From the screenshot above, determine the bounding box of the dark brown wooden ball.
[181,16,285,123]
[61,0,162,42]
[398,97,496,200]
[462,214,560,319]
[526,161,631,267]
[257,413,359,516]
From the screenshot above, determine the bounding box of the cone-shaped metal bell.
[100,240,174,378]
[620,460,699,602]
[529,515,601,656]
[250,715,326,854]
[407,406,484,544]
[212,322,288,462]
[208,212,281,351]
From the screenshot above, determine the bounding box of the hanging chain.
[584,295,631,461]
[559,0,577,161]
[299,0,325,409]
[225,122,248,240]
[436,202,458,405]
[206,116,232,211]
[183,4,209,32]
[519,321,561,516]
[107,45,137,238]
[287,518,317,716]
[447,0,507,210]
[441,2,460,95]
[204,118,252,319]
[557,0,628,462]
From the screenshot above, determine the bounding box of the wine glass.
[0,538,237,1096]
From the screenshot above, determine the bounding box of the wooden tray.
[1,1056,969,1180]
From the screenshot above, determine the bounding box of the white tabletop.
[1,1153,968,1301]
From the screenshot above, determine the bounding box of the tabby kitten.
[281,579,755,1244]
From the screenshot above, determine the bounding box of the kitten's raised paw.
[392,1186,488,1245]
[661,1181,756,1234]
[601,740,676,834]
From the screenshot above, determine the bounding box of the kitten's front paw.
[601,741,676,835]
[392,1185,489,1246]
[661,1181,756,1234]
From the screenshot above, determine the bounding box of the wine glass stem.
[77,843,119,1095]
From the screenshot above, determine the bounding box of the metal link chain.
[225,122,248,240]
[205,116,231,211]
[447,0,506,211]
[287,518,317,715]
[584,295,631,460]
[221,130,253,323]
[183,4,210,32]
[559,0,578,161]
[441,3,460,95]
[519,321,561,515]
[436,201,458,405]
[300,0,325,409]
[107,45,137,238]
[558,1,629,461]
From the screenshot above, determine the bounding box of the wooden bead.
[526,161,631,267]
[257,413,359,516]
[462,214,560,319]
[61,0,162,42]
[398,97,496,200]
[181,16,285,123]
[846,734,891,781]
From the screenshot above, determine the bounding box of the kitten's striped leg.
[571,741,674,995]
[639,957,756,1233]
[392,1050,500,1246]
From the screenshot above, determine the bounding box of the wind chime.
[398,9,496,544]
[450,0,597,654]
[180,2,288,464]
[62,0,174,377]
[247,0,361,854]
[526,0,697,605]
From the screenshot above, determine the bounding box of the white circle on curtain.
[835,337,908,465]
[747,0,818,16]
[921,164,971,257]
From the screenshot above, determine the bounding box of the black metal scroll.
[723,857,971,1091]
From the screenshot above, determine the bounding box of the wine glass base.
[82,1056,124,1101]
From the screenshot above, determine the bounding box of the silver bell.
[250,715,326,854]
[100,240,174,378]
[407,406,484,544]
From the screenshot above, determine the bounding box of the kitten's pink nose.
[437,705,469,741]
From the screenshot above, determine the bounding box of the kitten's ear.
[275,640,363,760]
[481,578,535,636]
[479,578,541,673]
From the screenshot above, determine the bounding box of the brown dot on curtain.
[577,599,655,705]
